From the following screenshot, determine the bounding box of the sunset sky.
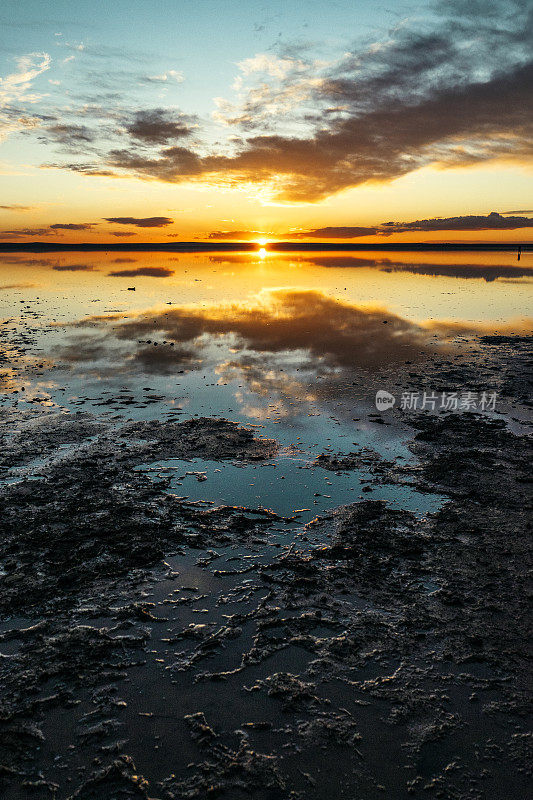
[1,0,532,243]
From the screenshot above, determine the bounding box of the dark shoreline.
[0,241,531,253]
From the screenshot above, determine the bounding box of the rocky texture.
[0,322,531,798]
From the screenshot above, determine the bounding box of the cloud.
[0,204,33,211]
[40,161,116,177]
[204,211,533,243]
[303,256,382,268]
[1,221,97,238]
[283,226,381,239]
[125,109,194,144]
[59,2,528,202]
[143,70,184,84]
[213,52,324,130]
[104,216,174,227]
[380,211,533,234]
[54,335,114,363]
[0,227,52,239]
[49,222,95,230]
[93,57,533,202]
[107,146,202,181]
[0,52,51,142]
[282,212,533,238]
[110,231,137,237]
[0,52,51,105]
[13,2,533,203]
[53,263,95,271]
[108,266,174,277]
[238,53,306,80]
[205,59,533,201]
[45,123,95,144]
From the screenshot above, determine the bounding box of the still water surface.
[1,249,531,518]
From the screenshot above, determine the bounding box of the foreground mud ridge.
[0,337,531,799]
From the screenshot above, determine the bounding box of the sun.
[257,237,268,246]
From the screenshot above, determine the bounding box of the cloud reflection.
[304,255,533,282]
[53,264,96,272]
[107,266,174,277]
[52,289,532,422]
[64,288,441,373]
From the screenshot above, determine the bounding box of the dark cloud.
[53,264,96,272]
[0,205,33,211]
[126,109,194,144]
[381,212,533,234]
[104,216,174,227]
[203,253,532,283]
[45,124,95,144]
[107,146,202,181]
[501,209,533,215]
[110,231,137,237]
[0,228,52,240]
[284,226,381,239]
[108,266,174,277]
[41,162,116,178]
[283,212,533,239]
[49,222,96,231]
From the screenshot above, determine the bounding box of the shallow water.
[1,248,531,516]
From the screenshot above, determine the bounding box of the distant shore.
[0,241,531,253]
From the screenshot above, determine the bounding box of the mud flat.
[0,332,531,799]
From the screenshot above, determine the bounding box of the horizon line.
[0,241,531,254]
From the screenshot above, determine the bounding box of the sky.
[0,0,532,243]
